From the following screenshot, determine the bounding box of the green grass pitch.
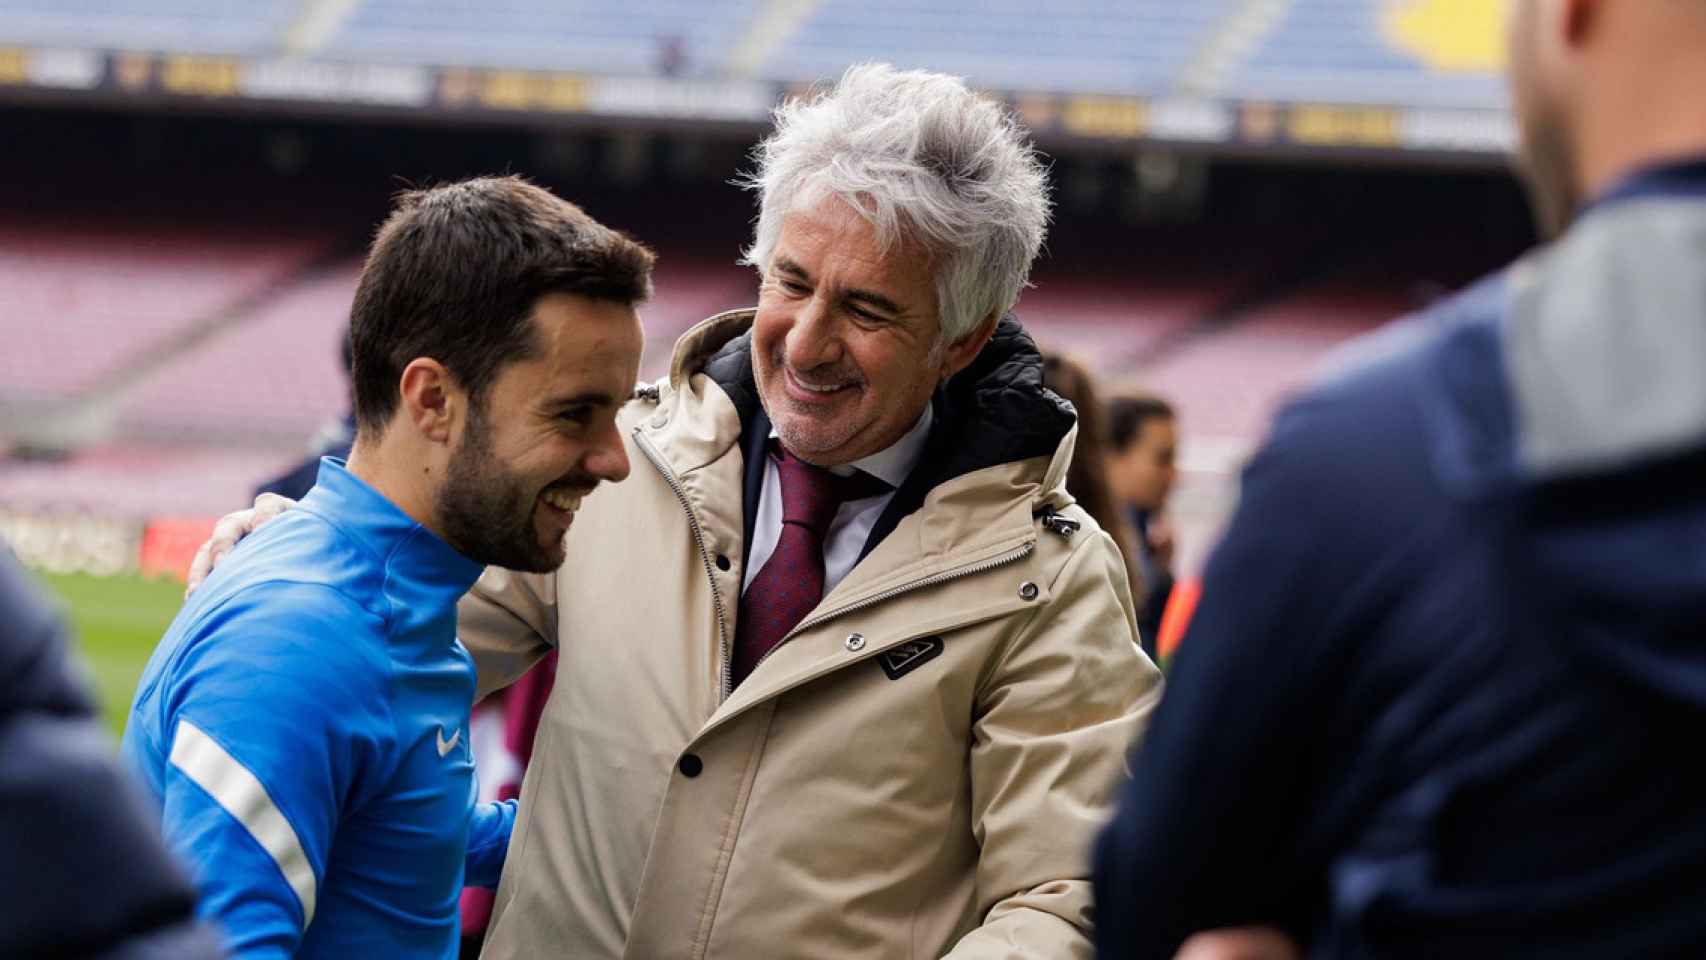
[33,570,186,736]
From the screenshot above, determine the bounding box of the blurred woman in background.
[1040,350,1147,631]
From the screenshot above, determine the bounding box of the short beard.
[437,402,566,573]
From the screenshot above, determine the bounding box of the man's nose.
[784,296,843,371]
[584,419,631,484]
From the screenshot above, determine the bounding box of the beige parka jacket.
[462,310,1162,959]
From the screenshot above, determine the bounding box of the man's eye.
[558,409,591,425]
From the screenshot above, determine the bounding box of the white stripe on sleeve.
[169,718,318,927]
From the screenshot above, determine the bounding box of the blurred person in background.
[194,64,1160,959]
[254,329,355,502]
[1106,392,1178,657]
[1042,350,1146,615]
[124,177,651,958]
[0,546,225,959]
[1095,0,1706,957]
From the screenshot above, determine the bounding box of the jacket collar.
[645,312,1082,725]
[1580,154,1706,215]
[1504,154,1706,480]
[298,458,486,608]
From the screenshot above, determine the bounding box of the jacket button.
[1018,581,1039,601]
[678,754,703,778]
[651,411,669,429]
[715,554,731,571]
[845,633,866,651]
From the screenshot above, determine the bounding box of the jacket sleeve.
[155,586,392,958]
[464,798,518,888]
[0,553,225,960]
[948,531,1163,960]
[460,566,558,702]
[1092,399,1367,959]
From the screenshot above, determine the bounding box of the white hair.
[739,63,1051,343]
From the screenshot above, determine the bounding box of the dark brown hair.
[1041,350,1143,601]
[349,175,655,436]
[1107,391,1176,453]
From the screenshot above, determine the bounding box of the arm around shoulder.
[460,566,559,701]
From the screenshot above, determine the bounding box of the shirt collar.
[300,457,486,600]
[769,403,934,490]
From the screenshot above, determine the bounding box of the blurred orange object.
[138,516,218,581]
[1155,576,1201,665]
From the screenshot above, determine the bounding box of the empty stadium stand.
[0,0,1512,113]
[762,0,1234,94]
[1130,284,1405,442]
[0,0,296,56]
[319,0,763,75]
[0,442,302,518]
[1224,0,1506,107]
[113,260,359,445]
[0,218,331,402]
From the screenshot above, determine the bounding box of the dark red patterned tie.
[734,446,887,685]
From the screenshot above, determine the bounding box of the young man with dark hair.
[1106,391,1178,654]
[122,176,652,958]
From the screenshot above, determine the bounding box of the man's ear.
[938,309,1002,382]
[398,358,460,444]
[1560,0,1600,49]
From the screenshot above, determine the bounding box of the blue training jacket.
[121,459,516,958]
[1094,157,1706,959]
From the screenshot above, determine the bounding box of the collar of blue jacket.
[300,456,486,604]
[1583,153,1706,213]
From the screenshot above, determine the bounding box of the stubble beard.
[437,405,566,574]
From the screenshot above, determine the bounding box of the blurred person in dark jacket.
[1042,350,1146,625]
[1106,392,1177,658]
[0,547,223,959]
[254,329,355,502]
[1096,1,1706,957]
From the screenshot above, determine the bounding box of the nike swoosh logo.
[436,727,461,758]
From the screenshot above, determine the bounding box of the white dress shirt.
[742,405,934,598]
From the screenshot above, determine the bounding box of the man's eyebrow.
[545,391,617,411]
[775,255,904,316]
[844,288,904,316]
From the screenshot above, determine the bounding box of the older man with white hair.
[196,63,1159,958]
[469,63,1158,958]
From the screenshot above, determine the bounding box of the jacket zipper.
[747,540,1037,677]
[634,428,734,699]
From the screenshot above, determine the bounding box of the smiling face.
[751,196,991,467]
[435,292,642,572]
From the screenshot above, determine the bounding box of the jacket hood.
[667,308,1079,500]
[1406,175,1706,707]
